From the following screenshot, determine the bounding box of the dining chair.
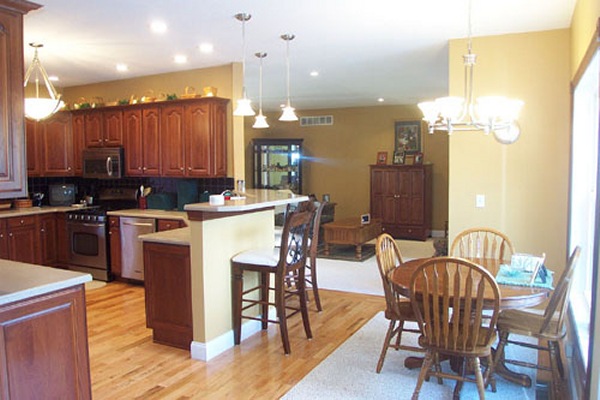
[493,246,581,399]
[231,205,315,355]
[409,257,501,400]
[374,233,423,373]
[450,227,515,262]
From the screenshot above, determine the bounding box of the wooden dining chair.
[450,227,515,262]
[409,257,501,400]
[493,246,581,399]
[231,205,315,355]
[374,233,423,373]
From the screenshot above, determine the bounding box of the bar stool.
[231,206,315,354]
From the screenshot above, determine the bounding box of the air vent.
[300,115,333,126]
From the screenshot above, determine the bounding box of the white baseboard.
[431,230,445,238]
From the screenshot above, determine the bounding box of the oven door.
[67,220,108,271]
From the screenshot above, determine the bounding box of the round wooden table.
[389,257,552,387]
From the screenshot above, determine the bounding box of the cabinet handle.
[20,219,24,225]
[108,231,112,235]
[41,228,45,233]
[143,167,147,171]
[67,166,72,171]
[188,167,192,171]
[9,233,12,237]
[138,167,142,170]
[0,234,3,238]
[104,138,108,142]
[180,167,184,171]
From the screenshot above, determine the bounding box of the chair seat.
[384,299,417,321]
[418,326,497,357]
[232,247,279,267]
[497,308,565,340]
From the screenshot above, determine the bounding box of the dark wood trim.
[186,206,275,222]
[0,0,41,15]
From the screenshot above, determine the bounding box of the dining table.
[389,256,553,388]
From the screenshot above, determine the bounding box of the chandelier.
[279,34,298,122]
[417,0,524,144]
[253,52,269,129]
[23,43,64,121]
[233,13,255,116]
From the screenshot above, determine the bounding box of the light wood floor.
[85,281,384,399]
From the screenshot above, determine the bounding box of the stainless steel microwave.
[82,147,124,179]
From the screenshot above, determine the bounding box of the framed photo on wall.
[376,151,388,165]
[395,120,422,154]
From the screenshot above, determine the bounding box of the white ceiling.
[23,0,576,112]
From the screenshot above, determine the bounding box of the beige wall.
[448,29,571,269]
[243,106,449,232]
[570,0,600,78]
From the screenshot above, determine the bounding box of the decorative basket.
[13,199,32,208]
[181,86,198,99]
[140,90,156,103]
[203,86,218,97]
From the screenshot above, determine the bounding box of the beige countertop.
[0,260,92,306]
[0,206,73,218]
[139,226,190,246]
[107,208,188,221]
[184,189,308,213]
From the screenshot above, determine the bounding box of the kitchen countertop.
[184,189,308,213]
[0,260,92,306]
[139,226,190,246]
[107,208,188,221]
[0,206,73,218]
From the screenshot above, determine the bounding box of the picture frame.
[360,213,371,225]
[414,152,424,165]
[404,154,416,165]
[376,151,388,165]
[393,150,405,165]
[395,120,422,154]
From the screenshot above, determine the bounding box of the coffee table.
[323,217,382,260]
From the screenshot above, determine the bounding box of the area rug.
[281,312,537,400]
[317,244,375,262]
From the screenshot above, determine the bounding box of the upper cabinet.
[26,112,74,177]
[0,0,41,198]
[123,107,161,176]
[161,98,228,178]
[82,109,123,148]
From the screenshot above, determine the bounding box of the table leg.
[493,349,533,387]
[355,244,362,260]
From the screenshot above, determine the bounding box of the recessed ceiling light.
[174,54,188,64]
[150,20,167,34]
[198,43,214,54]
[116,64,128,72]
[310,70,319,77]
[377,98,385,103]
[48,76,59,82]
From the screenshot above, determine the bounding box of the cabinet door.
[108,217,121,277]
[56,213,69,265]
[39,213,58,266]
[396,169,425,226]
[0,219,8,260]
[26,119,41,177]
[0,6,31,199]
[157,219,185,232]
[72,114,85,175]
[7,216,39,264]
[0,285,92,400]
[210,100,227,176]
[142,107,161,175]
[185,102,210,177]
[161,105,186,177]
[123,109,143,176]
[41,112,73,176]
[103,110,123,146]
[84,112,104,148]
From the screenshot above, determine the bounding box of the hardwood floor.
[85,282,384,399]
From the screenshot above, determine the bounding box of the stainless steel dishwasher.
[120,217,156,280]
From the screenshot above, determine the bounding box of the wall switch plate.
[476,194,485,208]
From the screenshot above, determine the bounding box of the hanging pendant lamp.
[233,13,255,117]
[24,43,64,121]
[279,34,298,122]
[253,52,269,129]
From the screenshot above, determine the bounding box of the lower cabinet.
[157,218,186,232]
[0,213,62,266]
[5,215,39,264]
[39,213,58,266]
[0,285,92,400]
[143,242,191,349]
[108,216,121,278]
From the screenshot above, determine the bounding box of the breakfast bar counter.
[182,189,308,361]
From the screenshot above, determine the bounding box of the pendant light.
[253,52,269,129]
[417,0,524,144]
[233,13,255,116]
[279,34,298,122]
[23,43,64,121]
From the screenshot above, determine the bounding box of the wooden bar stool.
[231,206,315,354]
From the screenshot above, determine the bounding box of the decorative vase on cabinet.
[253,138,303,194]
[370,164,432,241]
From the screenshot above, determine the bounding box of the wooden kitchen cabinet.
[123,107,161,176]
[56,212,70,265]
[0,219,8,260]
[143,241,192,349]
[83,109,123,148]
[71,113,86,175]
[6,215,40,264]
[0,1,40,198]
[0,284,92,400]
[157,218,186,232]
[370,164,432,241]
[161,98,228,178]
[26,112,74,177]
[108,216,121,278]
[39,213,58,266]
